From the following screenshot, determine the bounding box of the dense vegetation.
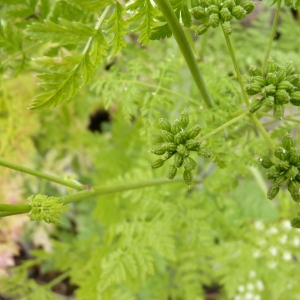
[0,0,300,299]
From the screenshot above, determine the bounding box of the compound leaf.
[107,1,129,56]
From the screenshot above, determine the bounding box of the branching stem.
[61,176,193,204]
[0,158,86,191]
[221,25,249,107]
[221,26,275,152]
[198,111,249,142]
[0,176,201,217]
[154,0,214,107]
[262,0,282,73]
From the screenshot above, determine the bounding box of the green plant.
[1,0,300,299]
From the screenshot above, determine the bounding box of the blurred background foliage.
[0,1,300,299]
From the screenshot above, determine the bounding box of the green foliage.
[107,2,129,56]
[127,0,159,45]
[1,1,300,300]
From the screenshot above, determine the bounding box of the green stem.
[251,114,275,152]
[221,26,275,152]
[61,176,192,204]
[197,111,249,142]
[45,271,71,289]
[154,0,214,107]
[221,25,249,107]
[0,176,201,218]
[0,204,31,217]
[258,112,300,124]
[82,6,111,55]
[0,158,86,191]
[111,79,199,105]
[261,0,282,73]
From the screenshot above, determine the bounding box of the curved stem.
[261,0,282,73]
[0,158,86,191]
[154,0,214,107]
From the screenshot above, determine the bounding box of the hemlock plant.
[1,0,300,299]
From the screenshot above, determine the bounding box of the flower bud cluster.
[259,133,300,201]
[246,59,300,119]
[150,110,213,186]
[191,0,255,35]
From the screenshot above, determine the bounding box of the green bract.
[150,111,213,185]
[260,134,300,201]
[246,59,300,118]
[28,194,69,224]
[191,0,255,35]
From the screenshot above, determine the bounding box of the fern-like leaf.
[25,19,96,45]
[29,29,108,109]
[65,0,114,13]
[107,1,129,56]
[127,0,159,45]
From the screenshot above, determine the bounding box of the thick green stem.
[262,0,282,73]
[0,204,31,217]
[154,0,214,107]
[61,176,193,204]
[0,158,86,190]
[221,26,276,152]
[198,111,249,142]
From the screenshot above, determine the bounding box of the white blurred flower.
[268,261,277,269]
[234,296,241,300]
[238,285,245,293]
[267,227,278,234]
[256,280,264,291]
[247,283,254,291]
[293,237,300,247]
[245,292,254,300]
[269,247,277,256]
[253,250,260,258]
[279,235,287,244]
[283,252,292,261]
[258,239,266,246]
[249,270,256,278]
[282,220,291,230]
[254,221,264,230]
[254,295,261,300]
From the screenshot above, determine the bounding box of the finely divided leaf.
[107,2,129,56]
[127,0,159,45]
[25,19,96,44]
[150,23,172,40]
[29,71,80,109]
[65,0,114,13]
[0,22,22,53]
[89,32,108,66]
[29,28,108,109]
